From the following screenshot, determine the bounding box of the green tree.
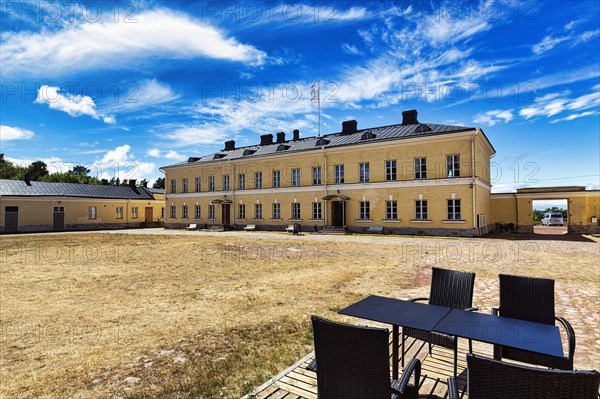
[71,165,90,176]
[27,161,49,180]
[153,177,165,189]
[0,154,27,179]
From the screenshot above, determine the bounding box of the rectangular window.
[88,206,97,220]
[447,155,461,177]
[291,203,301,219]
[53,206,64,212]
[170,205,176,219]
[208,204,215,220]
[238,203,246,219]
[161,207,164,218]
[312,202,322,219]
[223,175,230,191]
[181,205,188,219]
[208,176,215,191]
[255,172,262,189]
[335,165,344,184]
[414,158,427,179]
[255,203,263,219]
[272,203,281,219]
[194,205,201,219]
[132,207,139,219]
[359,201,370,220]
[238,173,245,190]
[312,166,321,185]
[116,207,123,219]
[385,160,397,181]
[291,168,300,187]
[195,177,201,192]
[170,179,176,193]
[359,162,370,182]
[416,200,428,220]
[182,178,188,193]
[273,170,280,188]
[448,199,461,220]
[386,200,398,220]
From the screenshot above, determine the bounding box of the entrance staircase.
[319,226,347,235]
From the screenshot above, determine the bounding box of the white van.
[541,212,564,226]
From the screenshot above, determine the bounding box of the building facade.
[162,110,496,237]
[0,179,165,233]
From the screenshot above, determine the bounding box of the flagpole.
[317,81,321,137]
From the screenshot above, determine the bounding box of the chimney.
[341,120,358,134]
[23,173,32,186]
[260,133,273,145]
[128,179,137,188]
[224,140,235,151]
[276,132,286,143]
[142,181,148,188]
[293,129,300,141]
[402,109,419,125]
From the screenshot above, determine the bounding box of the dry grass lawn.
[1,231,598,398]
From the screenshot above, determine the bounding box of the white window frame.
[359,162,369,183]
[223,175,230,191]
[291,202,301,220]
[291,168,300,187]
[88,206,97,220]
[194,205,201,219]
[414,158,427,179]
[334,164,344,184]
[116,207,123,219]
[208,204,215,220]
[255,203,263,219]
[208,176,215,191]
[170,205,176,219]
[272,203,281,219]
[359,201,370,220]
[312,166,321,185]
[447,154,461,177]
[386,200,398,220]
[312,202,322,219]
[255,172,262,189]
[170,179,176,193]
[182,178,188,193]
[448,199,461,220]
[195,177,201,192]
[181,205,188,219]
[273,170,280,188]
[415,200,428,220]
[132,207,139,219]
[385,160,397,181]
[238,203,246,219]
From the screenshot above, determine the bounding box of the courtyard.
[1,229,598,398]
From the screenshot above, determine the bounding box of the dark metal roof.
[0,179,155,199]
[163,121,489,169]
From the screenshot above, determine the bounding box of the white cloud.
[257,5,370,26]
[532,29,599,55]
[94,144,157,182]
[550,111,598,123]
[519,88,600,120]
[341,43,361,55]
[146,148,187,161]
[0,125,35,140]
[35,85,115,124]
[104,79,179,113]
[1,8,266,77]
[473,109,514,126]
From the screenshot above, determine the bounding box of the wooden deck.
[242,332,495,399]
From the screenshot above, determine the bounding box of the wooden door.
[53,207,65,230]
[4,206,18,232]
[145,207,153,222]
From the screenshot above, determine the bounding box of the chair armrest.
[407,297,429,302]
[556,316,576,361]
[463,306,479,312]
[395,358,421,396]
[447,377,460,399]
[491,307,499,316]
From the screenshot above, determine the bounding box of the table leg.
[393,325,399,379]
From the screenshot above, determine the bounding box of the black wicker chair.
[402,267,477,377]
[311,315,421,399]
[492,274,576,370]
[447,353,600,399]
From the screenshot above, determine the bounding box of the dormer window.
[213,153,226,160]
[276,144,290,151]
[361,131,376,140]
[415,124,432,133]
[315,138,330,146]
[243,149,256,156]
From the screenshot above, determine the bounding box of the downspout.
[323,148,328,227]
[472,130,478,231]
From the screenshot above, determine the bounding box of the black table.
[433,308,564,358]
[339,295,565,379]
[339,295,452,378]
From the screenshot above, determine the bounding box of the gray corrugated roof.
[163,121,486,169]
[0,179,154,199]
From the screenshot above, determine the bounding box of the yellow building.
[0,178,165,233]
[491,187,600,234]
[161,110,496,237]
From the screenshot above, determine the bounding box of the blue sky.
[1,0,598,191]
